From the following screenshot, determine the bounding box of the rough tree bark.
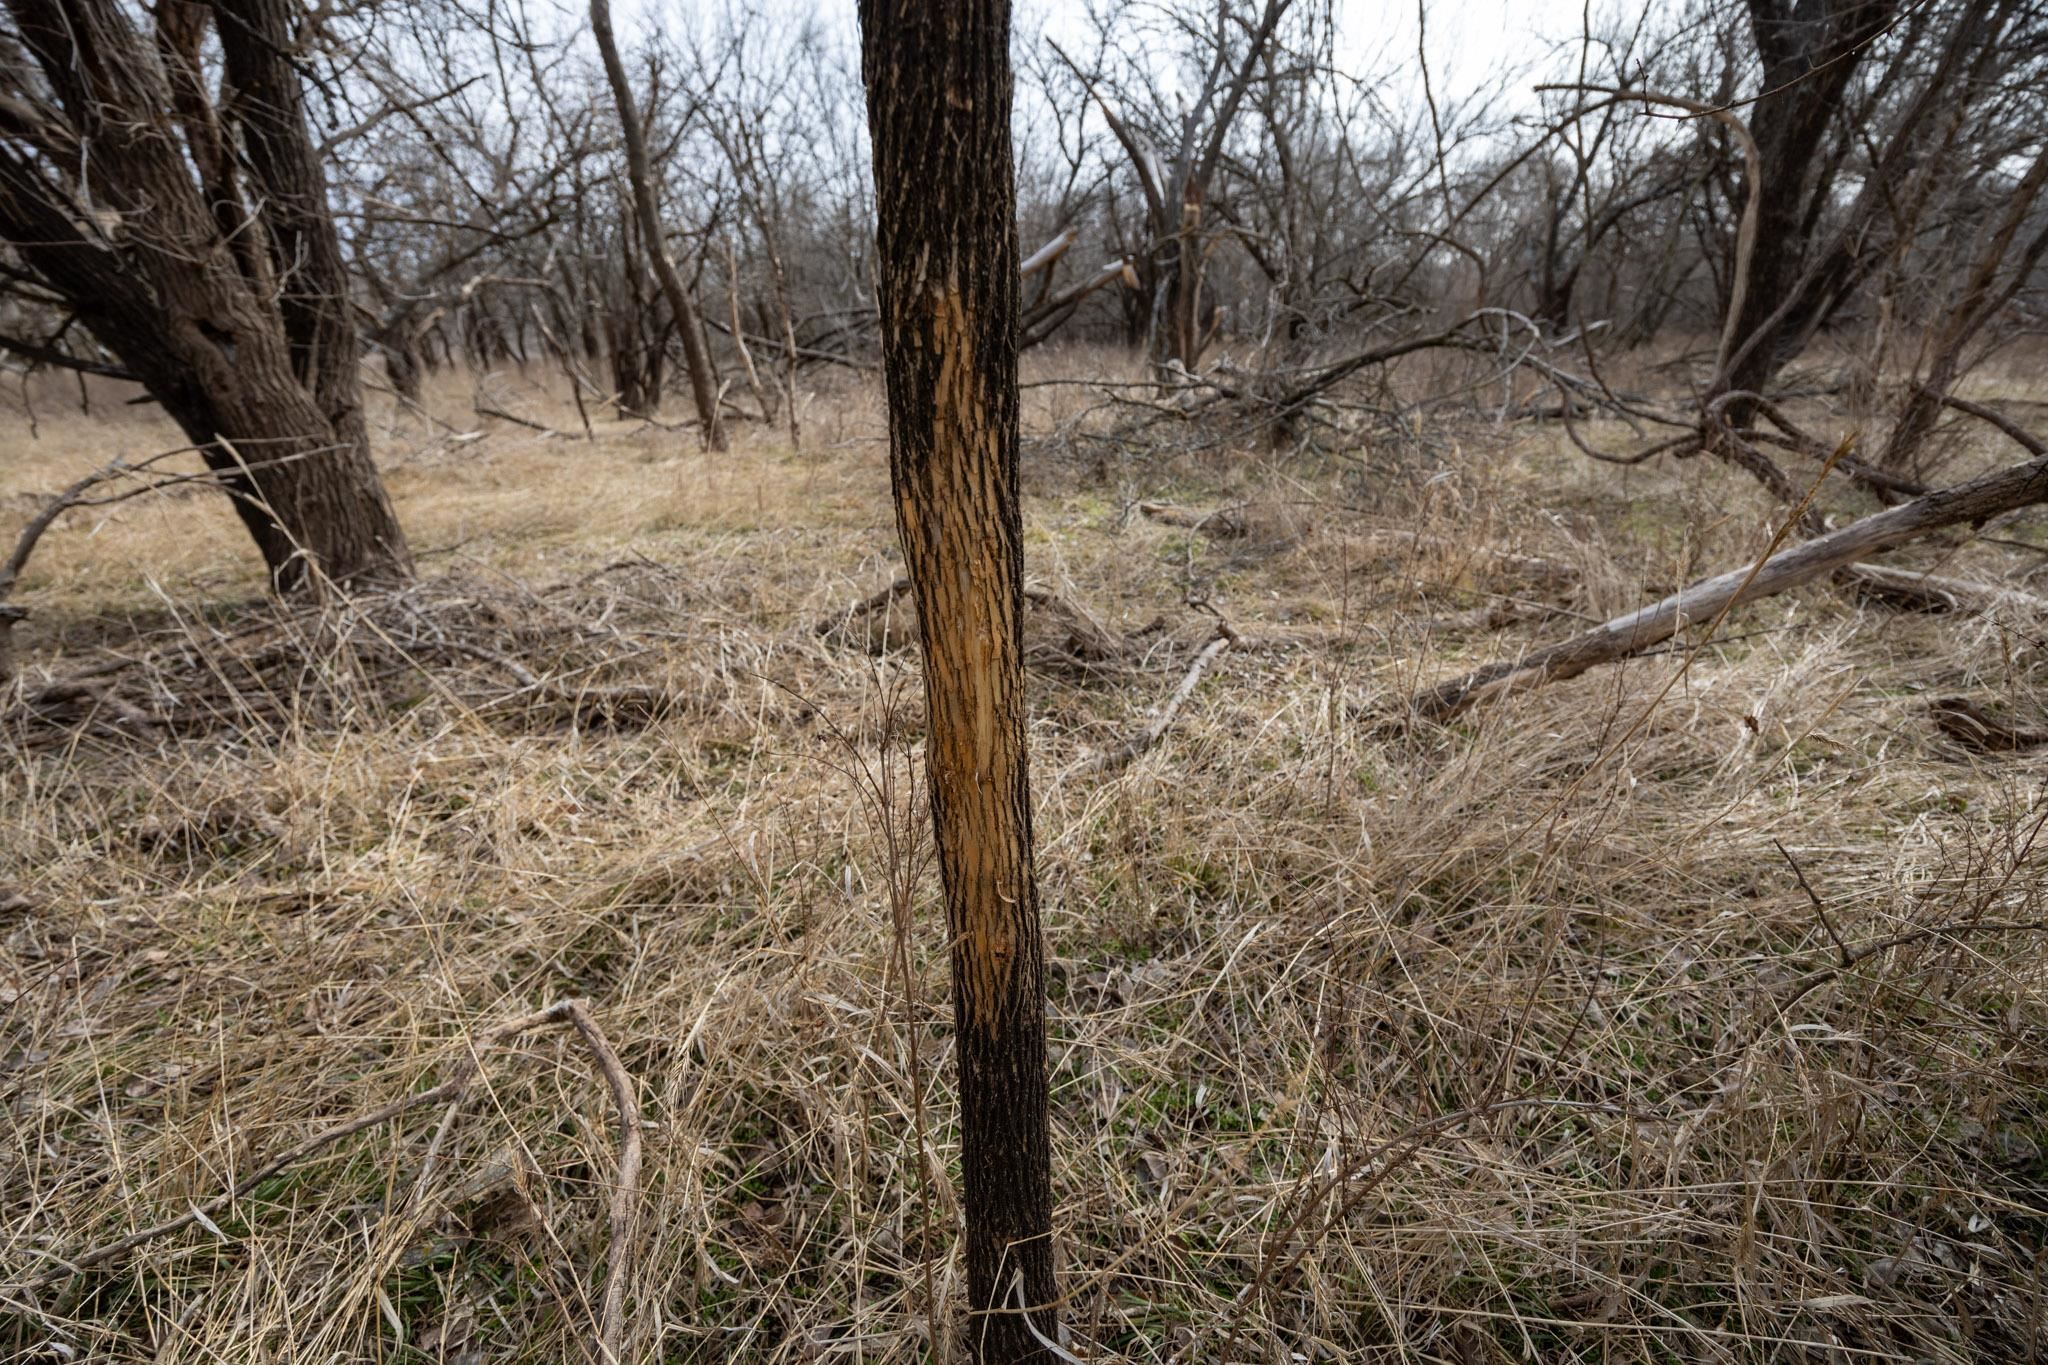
[857,2,1057,1360]
[588,0,727,451]
[1711,0,1900,422]
[0,0,412,590]
[1706,0,2031,428]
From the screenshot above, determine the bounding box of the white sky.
[624,0,1648,114]
[1335,0,1626,102]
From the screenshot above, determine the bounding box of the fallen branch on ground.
[474,401,566,436]
[812,577,912,638]
[1411,436,2048,721]
[1928,697,2048,752]
[1082,623,1237,772]
[1350,529,1581,587]
[814,580,1128,674]
[1136,501,1249,539]
[428,637,682,725]
[6,998,643,1365]
[4,447,275,686]
[1420,596,1585,633]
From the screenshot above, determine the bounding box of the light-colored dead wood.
[1413,447,2048,721]
[1082,623,1237,772]
[1019,227,1078,278]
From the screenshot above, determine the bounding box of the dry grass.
[4,352,2048,1363]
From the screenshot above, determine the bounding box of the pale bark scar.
[921,284,1023,1033]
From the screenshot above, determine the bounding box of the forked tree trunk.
[857,2,1057,1360]
[0,0,411,591]
[1709,0,1899,423]
[588,0,727,451]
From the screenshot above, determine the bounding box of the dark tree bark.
[588,0,727,450]
[1711,0,2018,421]
[857,2,1057,1360]
[1716,0,1899,413]
[0,0,411,591]
[605,210,669,419]
[379,328,426,405]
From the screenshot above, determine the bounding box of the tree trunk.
[588,0,727,451]
[0,0,411,591]
[379,324,426,405]
[857,3,1057,1361]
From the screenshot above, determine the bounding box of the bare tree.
[0,0,412,589]
[1052,0,1299,369]
[589,0,727,449]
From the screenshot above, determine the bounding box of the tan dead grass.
[4,353,2048,1362]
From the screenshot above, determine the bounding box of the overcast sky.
[1020,0,1627,107]
[623,0,1651,114]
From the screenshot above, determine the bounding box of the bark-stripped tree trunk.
[587,0,727,451]
[857,2,1057,1360]
[0,0,412,591]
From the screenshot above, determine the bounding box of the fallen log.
[473,401,565,437]
[1412,444,2048,721]
[1137,501,1249,539]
